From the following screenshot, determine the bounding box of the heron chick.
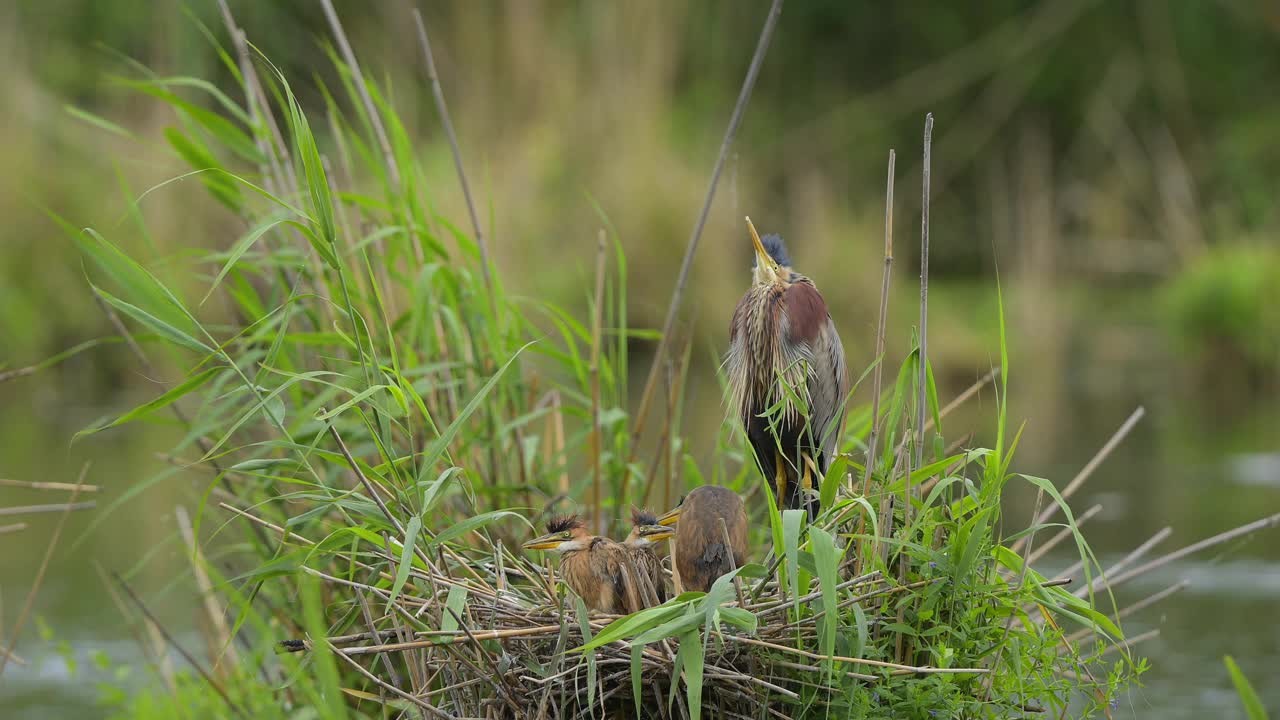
[726,217,849,520]
[657,486,747,594]
[522,514,642,614]
[624,508,672,606]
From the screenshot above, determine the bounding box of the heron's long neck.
[730,282,810,422]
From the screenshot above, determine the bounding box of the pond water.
[2,290,1277,719]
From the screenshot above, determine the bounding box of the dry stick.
[720,518,749,609]
[442,606,525,717]
[854,151,897,581]
[412,8,495,298]
[0,523,27,534]
[1072,526,1171,600]
[0,467,86,677]
[630,0,784,452]
[355,590,403,693]
[93,563,175,694]
[862,149,896,499]
[318,1,401,186]
[1102,511,1280,591]
[1023,503,1103,567]
[0,365,38,384]
[328,640,452,719]
[0,478,100,492]
[111,572,249,719]
[0,501,96,517]
[722,634,987,675]
[1011,406,1145,555]
[326,419,462,589]
[588,230,608,530]
[175,506,240,671]
[915,113,934,479]
[1064,580,1189,646]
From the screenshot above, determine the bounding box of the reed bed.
[7,3,1280,719]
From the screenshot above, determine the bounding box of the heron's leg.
[773,450,788,509]
[801,453,821,520]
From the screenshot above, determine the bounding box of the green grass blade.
[388,515,422,604]
[1225,656,1269,720]
[75,366,222,439]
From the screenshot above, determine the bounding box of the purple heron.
[624,508,672,606]
[522,514,642,614]
[657,486,747,594]
[726,217,849,520]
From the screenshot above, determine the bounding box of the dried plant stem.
[1012,406,1145,554]
[721,634,988,675]
[0,501,95,517]
[1103,511,1280,591]
[175,506,240,670]
[319,0,399,188]
[413,8,494,298]
[0,479,99,492]
[0,466,86,677]
[862,149,896,495]
[915,113,934,475]
[329,639,452,719]
[1072,526,1171,599]
[1024,503,1102,567]
[112,571,248,719]
[630,0,784,451]
[588,230,607,529]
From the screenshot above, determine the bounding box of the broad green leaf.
[680,628,704,720]
[576,604,685,652]
[388,515,422,603]
[576,597,597,706]
[76,228,198,340]
[440,585,468,634]
[810,526,840,671]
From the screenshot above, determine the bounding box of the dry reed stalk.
[629,0,784,453]
[176,505,240,671]
[915,113,934,478]
[588,229,608,529]
[0,467,86,677]
[1011,406,1145,555]
[413,8,494,299]
[0,478,100,492]
[113,571,248,719]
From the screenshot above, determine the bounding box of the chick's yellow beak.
[522,534,562,551]
[657,508,681,527]
[637,525,674,542]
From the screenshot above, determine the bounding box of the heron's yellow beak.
[636,525,674,542]
[657,507,681,526]
[746,216,776,275]
[522,533,565,551]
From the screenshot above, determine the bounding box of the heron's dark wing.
[809,315,848,469]
[783,281,847,472]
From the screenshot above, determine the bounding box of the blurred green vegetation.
[4,0,1280,383]
[2,4,1280,716]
